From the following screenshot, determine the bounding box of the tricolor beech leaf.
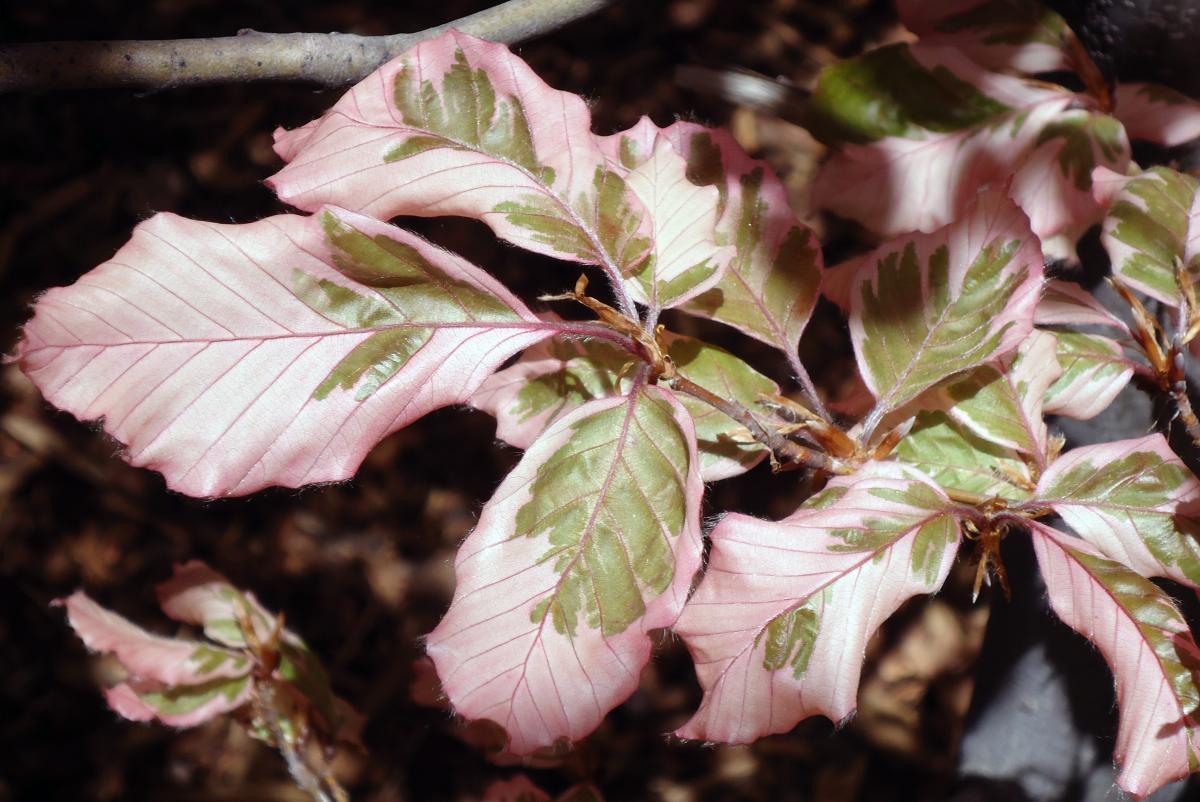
[895,0,1074,74]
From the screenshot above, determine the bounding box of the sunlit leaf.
[1029,522,1200,798]
[1094,165,1200,308]
[848,191,1044,431]
[1042,331,1133,419]
[674,470,960,742]
[270,31,651,276]
[426,386,703,754]
[1036,434,1200,589]
[12,207,552,496]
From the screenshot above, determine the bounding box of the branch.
[0,0,609,93]
[668,375,841,474]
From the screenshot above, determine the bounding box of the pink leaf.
[618,130,733,310]
[58,592,251,687]
[1034,279,1130,335]
[1036,434,1200,589]
[674,470,961,743]
[1114,83,1200,147]
[13,207,551,496]
[847,191,1044,433]
[157,560,277,647]
[635,122,822,356]
[1029,522,1200,797]
[896,0,1073,74]
[104,676,253,728]
[811,43,1127,250]
[1041,331,1134,420]
[426,386,704,754]
[269,30,650,277]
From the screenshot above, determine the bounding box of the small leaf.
[426,386,703,754]
[650,123,822,358]
[105,675,254,729]
[849,191,1044,429]
[896,0,1073,73]
[1094,165,1200,307]
[1036,434,1200,589]
[1029,523,1200,798]
[270,31,650,276]
[12,207,552,496]
[1114,83,1200,147]
[59,592,251,686]
[1034,279,1130,334]
[674,469,961,743]
[809,43,1128,247]
[473,332,776,482]
[938,329,1060,464]
[621,133,733,310]
[1042,331,1133,420]
[893,411,1034,501]
[156,560,277,648]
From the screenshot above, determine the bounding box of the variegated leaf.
[1114,83,1200,147]
[13,207,552,496]
[809,43,1128,248]
[892,411,1034,501]
[650,123,821,358]
[270,31,650,277]
[58,592,253,727]
[939,329,1060,463]
[1094,165,1200,308]
[1029,523,1200,798]
[426,386,703,754]
[620,133,733,310]
[1034,279,1130,335]
[1042,331,1133,419]
[1036,434,1200,589]
[896,0,1073,74]
[674,470,961,742]
[157,560,277,647]
[848,191,1044,432]
[472,333,775,481]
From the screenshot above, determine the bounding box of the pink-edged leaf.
[269,31,650,277]
[619,132,733,310]
[104,675,254,728]
[1034,279,1130,335]
[1036,434,1200,589]
[13,206,551,497]
[896,0,1073,74]
[644,122,822,357]
[58,592,251,687]
[1042,331,1134,419]
[157,560,277,647]
[471,332,775,482]
[1028,522,1200,797]
[939,329,1060,463]
[1094,165,1200,308]
[674,470,961,743]
[809,43,1128,249]
[426,386,704,754]
[848,191,1044,432]
[480,775,551,802]
[1114,83,1200,147]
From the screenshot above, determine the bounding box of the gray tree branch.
[0,0,609,93]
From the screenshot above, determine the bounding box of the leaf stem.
[785,349,830,422]
[0,0,609,92]
[669,374,839,472]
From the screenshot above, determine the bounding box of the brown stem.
[669,375,839,473]
[0,0,609,93]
